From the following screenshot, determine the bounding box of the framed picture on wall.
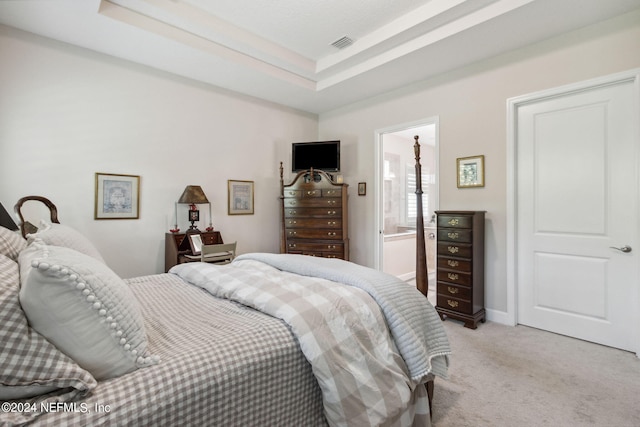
[95,173,140,219]
[228,180,254,215]
[456,155,485,188]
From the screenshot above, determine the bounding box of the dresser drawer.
[284,218,342,228]
[286,241,344,254]
[284,190,301,198]
[437,242,472,258]
[300,189,322,198]
[322,188,342,197]
[437,257,471,272]
[437,215,472,229]
[437,228,472,243]
[437,269,472,286]
[437,294,472,314]
[284,198,342,208]
[437,282,471,300]
[284,207,341,218]
[286,228,343,240]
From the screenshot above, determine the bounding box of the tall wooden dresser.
[280,167,349,260]
[434,210,485,329]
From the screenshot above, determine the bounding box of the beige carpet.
[429,318,640,427]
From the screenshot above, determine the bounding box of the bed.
[0,137,450,426]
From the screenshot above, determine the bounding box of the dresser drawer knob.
[289,231,297,236]
[327,232,336,236]
[289,243,296,248]
[289,201,297,206]
[327,210,336,215]
[447,273,459,281]
[447,246,459,254]
[447,260,459,267]
[447,232,459,239]
[289,220,297,225]
[447,300,459,308]
[447,286,459,294]
[307,191,316,195]
[289,210,297,214]
[328,221,336,226]
[327,245,336,249]
[288,191,296,196]
[448,219,459,226]
[327,200,336,205]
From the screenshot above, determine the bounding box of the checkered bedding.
[171,255,449,426]
[15,273,326,426]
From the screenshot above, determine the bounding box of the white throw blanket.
[171,254,450,426]
[235,253,451,382]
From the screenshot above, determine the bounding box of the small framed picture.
[95,173,140,219]
[358,182,366,196]
[188,233,203,255]
[228,180,254,215]
[456,155,485,188]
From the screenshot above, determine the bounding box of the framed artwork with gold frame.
[228,180,254,215]
[456,155,485,188]
[95,173,140,219]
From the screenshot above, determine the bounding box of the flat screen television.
[292,140,340,172]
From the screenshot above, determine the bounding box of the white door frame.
[506,68,640,354]
[373,116,440,271]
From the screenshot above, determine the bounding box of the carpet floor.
[429,318,640,427]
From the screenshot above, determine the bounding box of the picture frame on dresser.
[228,180,254,215]
[94,172,140,219]
[188,233,203,255]
[456,155,485,188]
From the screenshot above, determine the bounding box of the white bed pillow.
[0,253,96,400]
[0,225,27,261]
[18,240,158,380]
[27,221,105,263]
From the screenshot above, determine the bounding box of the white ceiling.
[1,0,639,114]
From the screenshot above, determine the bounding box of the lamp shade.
[177,186,209,204]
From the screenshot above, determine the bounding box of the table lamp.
[173,185,212,233]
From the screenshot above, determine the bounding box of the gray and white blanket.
[171,254,450,426]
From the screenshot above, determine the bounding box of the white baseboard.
[485,308,513,326]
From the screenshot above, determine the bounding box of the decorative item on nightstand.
[174,185,213,233]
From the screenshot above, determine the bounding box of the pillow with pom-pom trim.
[18,240,159,380]
[0,253,96,400]
[27,221,105,264]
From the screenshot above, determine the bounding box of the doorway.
[374,118,439,284]
[508,70,639,354]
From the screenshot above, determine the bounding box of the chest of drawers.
[434,210,485,329]
[280,169,349,260]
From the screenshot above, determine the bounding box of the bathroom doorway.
[374,118,438,284]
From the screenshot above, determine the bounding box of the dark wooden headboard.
[14,195,60,238]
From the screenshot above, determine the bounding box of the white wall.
[319,10,640,315]
[0,25,318,278]
[2,9,639,309]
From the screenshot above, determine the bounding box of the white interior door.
[516,75,639,352]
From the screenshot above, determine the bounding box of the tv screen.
[292,140,340,172]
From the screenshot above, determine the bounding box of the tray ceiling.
[1,0,639,113]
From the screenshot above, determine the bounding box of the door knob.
[610,245,632,253]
